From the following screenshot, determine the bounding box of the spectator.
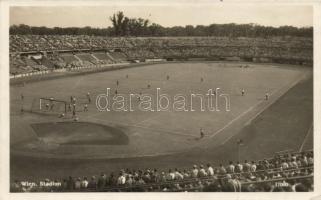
[250,161,257,172]
[281,159,289,170]
[87,176,97,189]
[183,169,190,179]
[105,172,115,186]
[308,155,314,166]
[174,169,184,180]
[74,177,81,190]
[235,161,243,173]
[11,180,22,192]
[219,164,227,175]
[243,160,251,172]
[227,161,235,173]
[199,165,207,177]
[192,165,199,178]
[160,172,167,182]
[97,173,107,189]
[207,163,214,176]
[81,177,88,189]
[167,169,175,181]
[66,176,75,191]
[117,172,126,185]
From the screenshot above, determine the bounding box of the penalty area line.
[219,72,308,145]
[299,123,313,152]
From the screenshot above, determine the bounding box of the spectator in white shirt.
[291,158,298,169]
[183,169,190,179]
[192,165,199,178]
[81,177,88,189]
[250,161,257,172]
[174,169,184,180]
[117,172,126,185]
[227,161,235,173]
[206,163,214,176]
[199,165,207,177]
[167,169,176,180]
[74,177,81,190]
[301,155,308,166]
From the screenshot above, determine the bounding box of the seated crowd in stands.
[10,35,313,53]
[11,151,313,192]
[9,35,313,76]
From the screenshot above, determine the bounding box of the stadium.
[9,10,313,192]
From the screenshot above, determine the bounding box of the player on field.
[50,103,55,111]
[72,107,76,118]
[46,103,50,110]
[70,96,73,103]
[242,89,245,96]
[86,92,91,103]
[84,104,88,112]
[68,103,72,112]
[126,74,128,79]
[116,80,119,86]
[167,75,170,80]
[147,84,151,89]
[138,92,142,101]
[265,93,269,100]
[200,128,205,139]
[21,93,24,101]
[115,90,118,95]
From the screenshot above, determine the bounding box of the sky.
[10,4,313,28]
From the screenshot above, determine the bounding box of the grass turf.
[9,62,313,181]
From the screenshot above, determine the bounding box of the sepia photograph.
[0,0,320,199]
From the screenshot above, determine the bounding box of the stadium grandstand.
[8,8,314,195]
[11,150,313,192]
[9,35,313,76]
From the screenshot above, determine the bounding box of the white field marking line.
[84,115,195,138]
[209,101,261,139]
[299,123,313,152]
[133,114,160,126]
[220,72,309,145]
[210,72,307,141]
[243,72,309,127]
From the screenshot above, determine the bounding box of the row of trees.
[10,11,313,38]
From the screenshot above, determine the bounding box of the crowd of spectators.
[9,35,313,75]
[10,150,313,192]
[10,35,312,52]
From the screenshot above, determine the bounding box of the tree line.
[10,11,313,38]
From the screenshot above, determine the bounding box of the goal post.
[39,97,67,113]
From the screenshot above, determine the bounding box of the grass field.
[10,62,313,181]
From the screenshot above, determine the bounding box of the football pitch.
[10,62,313,180]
